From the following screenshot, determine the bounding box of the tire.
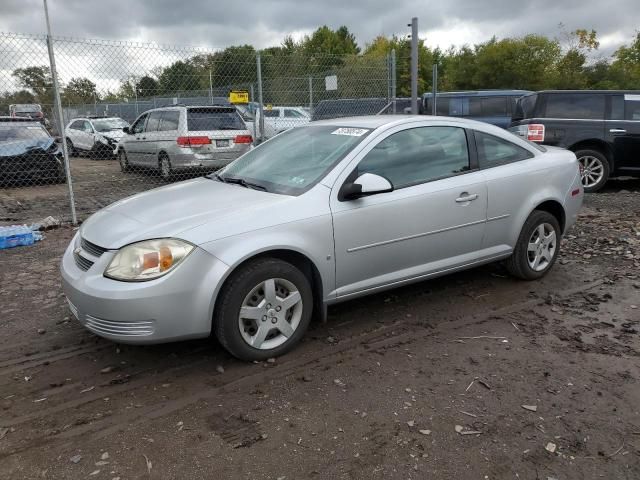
[213,258,313,361]
[505,210,561,280]
[118,149,130,172]
[65,139,77,158]
[575,149,610,193]
[159,153,172,180]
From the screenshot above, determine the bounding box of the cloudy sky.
[0,0,637,57]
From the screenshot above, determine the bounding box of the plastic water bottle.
[0,225,36,250]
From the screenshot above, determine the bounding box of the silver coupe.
[61,116,583,361]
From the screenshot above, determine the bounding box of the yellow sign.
[229,90,249,104]
[265,104,272,110]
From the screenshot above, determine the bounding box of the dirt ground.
[0,177,639,479]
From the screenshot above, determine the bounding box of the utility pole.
[432,64,438,115]
[43,0,77,225]
[410,17,418,115]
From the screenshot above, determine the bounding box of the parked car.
[509,90,640,192]
[62,115,582,361]
[262,106,310,134]
[311,98,409,121]
[0,117,65,186]
[422,90,531,128]
[117,105,252,179]
[9,103,47,126]
[65,116,130,159]
[235,105,277,140]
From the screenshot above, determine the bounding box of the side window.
[610,95,624,120]
[475,131,533,168]
[544,94,605,120]
[145,111,163,132]
[82,120,93,132]
[481,97,508,116]
[356,126,469,189]
[131,114,148,134]
[624,94,640,120]
[263,110,279,118]
[70,120,83,130]
[159,111,180,131]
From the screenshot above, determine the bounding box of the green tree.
[135,75,159,98]
[158,60,200,94]
[12,66,53,103]
[62,77,98,104]
[611,32,640,88]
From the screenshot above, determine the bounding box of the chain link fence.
[0,32,396,227]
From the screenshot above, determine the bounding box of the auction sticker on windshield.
[331,127,369,137]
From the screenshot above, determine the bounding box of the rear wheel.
[506,210,561,280]
[213,258,313,361]
[576,149,610,193]
[159,153,172,180]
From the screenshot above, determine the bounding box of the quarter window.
[544,94,605,120]
[476,131,533,167]
[625,94,640,120]
[356,126,470,189]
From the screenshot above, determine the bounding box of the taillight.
[176,136,211,147]
[234,135,253,144]
[526,124,545,142]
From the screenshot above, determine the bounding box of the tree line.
[2,25,639,110]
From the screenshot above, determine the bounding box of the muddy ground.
[0,177,639,479]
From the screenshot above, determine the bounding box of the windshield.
[215,125,372,195]
[0,124,50,141]
[13,104,41,113]
[93,118,129,132]
[187,107,245,131]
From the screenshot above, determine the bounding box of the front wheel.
[505,210,561,280]
[213,258,313,361]
[576,149,610,193]
[118,149,130,172]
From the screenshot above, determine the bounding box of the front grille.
[73,250,94,271]
[81,237,108,257]
[85,315,155,337]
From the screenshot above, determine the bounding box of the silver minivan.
[118,105,253,179]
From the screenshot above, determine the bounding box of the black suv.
[509,90,640,192]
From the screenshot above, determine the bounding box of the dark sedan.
[0,118,66,187]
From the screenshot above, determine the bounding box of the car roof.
[0,116,42,124]
[310,115,497,130]
[533,90,640,95]
[422,90,531,98]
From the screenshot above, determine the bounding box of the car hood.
[0,138,55,157]
[100,130,125,141]
[80,177,292,249]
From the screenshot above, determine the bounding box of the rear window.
[544,94,605,120]
[625,94,640,120]
[13,104,41,113]
[187,108,245,131]
[513,94,537,121]
[471,97,508,116]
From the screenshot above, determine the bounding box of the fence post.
[391,49,397,114]
[432,64,438,115]
[209,70,213,104]
[43,0,77,225]
[256,51,264,142]
[410,17,418,115]
[308,75,313,111]
[250,83,257,144]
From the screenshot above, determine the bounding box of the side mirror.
[122,126,130,134]
[340,173,393,200]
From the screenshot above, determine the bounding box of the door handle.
[456,193,478,203]
[141,137,146,140]
[609,128,626,134]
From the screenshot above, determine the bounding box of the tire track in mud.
[0,279,605,460]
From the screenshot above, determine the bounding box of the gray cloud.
[0,0,636,55]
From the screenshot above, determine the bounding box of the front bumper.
[60,234,230,344]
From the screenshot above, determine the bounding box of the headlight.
[105,239,194,281]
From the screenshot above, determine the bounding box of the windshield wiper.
[224,176,268,191]
[209,172,226,183]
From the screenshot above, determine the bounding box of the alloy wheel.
[578,155,604,189]
[527,223,557,272]
[238,278,303,350]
